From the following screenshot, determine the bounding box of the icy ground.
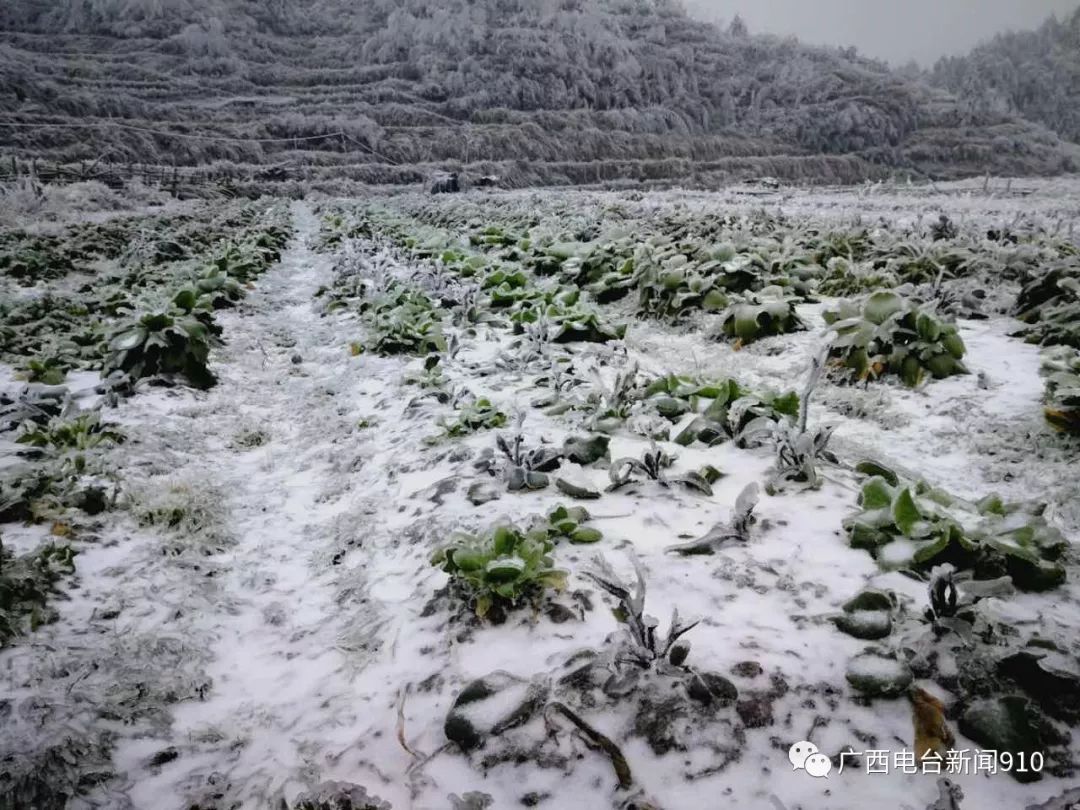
[3,188,1079,810]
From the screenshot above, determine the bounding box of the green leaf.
[916,312,941,342]
[849,519,892,550]
[110,328,146,352]
[570,527,603,544]
[536,569,569,591]
[912,532,953,565]
[173,287,198,311]
[771,391,800,418]
[977,494,1007,516]
[863,291,906,325]
[450,548,486,573]
[942,332,965,360]
[891,487,921,536]
[475,594,493,618]
[702,290,728,311]
[491,526,517,556]
[855,460,899,486]
[900,355,924,387]
[485,557,526,582]
[861,477,894,510]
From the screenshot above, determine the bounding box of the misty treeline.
[0,0,1078,184]
[930,7,1080,147]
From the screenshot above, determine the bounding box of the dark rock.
[467,481,502,506]
[426,477,458,505]
[735,692,774,728]
[148,747,179,767]
[846,650,913,697]
[999,648,1080,723]
[951,647,1001,697]
[633,696,688,755]
[959,696,1067,783]
[842,589,895,612]
[686,671,738,706]
[291,353,303,364]
[76,486,109,515]
[730,661,763,679]
[562,435,610,466]
[545,603,577,624]
[834,610,893,640]
[520,792,551,807]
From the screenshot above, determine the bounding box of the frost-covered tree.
[0,0,1076,180]
[931,7,1080,145]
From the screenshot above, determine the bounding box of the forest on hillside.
[931,7,1080,148]
[0,0,1078,185]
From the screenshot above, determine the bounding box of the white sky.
[683,0,1079,65]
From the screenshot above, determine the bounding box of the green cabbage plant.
[104,306,218,389]
[824,291,967,386]
[720,286,805,345]
[430,525,568,618]
[846,468,1066,591]
[1041,346,1080,434]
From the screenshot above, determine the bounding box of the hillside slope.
[1,0,1078,185]
[931,7,1080,147]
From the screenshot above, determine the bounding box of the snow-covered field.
[2,180,1079,810]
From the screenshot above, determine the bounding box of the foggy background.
[684,0,1080,65]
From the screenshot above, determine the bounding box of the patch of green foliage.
[509,288,626,343]
[825,291,968,386]
[539,505,604,544]
[634,244,736,321]
[16,413,124,453]
[20,356,68,385]
[0,536,77,646]
[815,257,898,297]
[104,304,219,389]
[720,287,805,345]
[1041,346,1080,434]
[430,524,568,618]
[642,374,798,448]
[356,284,447,356]
[439,397,508,438]
[846,466,1066,590]
[1013,268,1080,349]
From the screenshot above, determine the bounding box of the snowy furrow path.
[102,203,409,808]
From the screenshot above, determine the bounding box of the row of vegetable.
[307,195,1080,786]
[314,197,1074,619]
[0,200,294,648]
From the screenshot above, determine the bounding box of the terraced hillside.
[1,0,1079,185]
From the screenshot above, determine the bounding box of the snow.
[2,182,1078,810]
